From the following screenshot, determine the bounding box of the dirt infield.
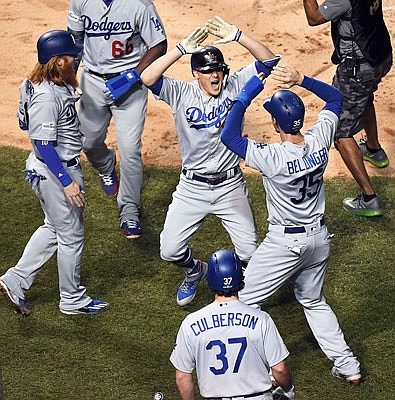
[2,0,394,178]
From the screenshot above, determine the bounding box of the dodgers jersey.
[67,0,166,73]
[170,299,289,398]
[19,79,82,161]
[245,110,338,226]
[157,63,257,173]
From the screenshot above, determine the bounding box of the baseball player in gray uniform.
[170,249,294,400]
[221,65,361,383]
[67,0,167,239]
[139,17,281,307]
[0,30,108,316]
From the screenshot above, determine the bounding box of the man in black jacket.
[303,0,392,217]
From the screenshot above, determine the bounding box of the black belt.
[208,391,268,400]
[182,167,240,185]
[88,69,123,81]
[284,218,325,234]
[37,156,80,168]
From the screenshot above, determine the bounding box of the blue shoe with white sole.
[177,260,208,306]
[60,299,109,315]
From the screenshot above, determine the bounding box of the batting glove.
[176,27,208,55]
[205,16,242,44]
[272,385,295,400]
[104,68,141,102]
[235,75,265,108]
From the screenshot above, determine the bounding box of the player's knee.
[82,136,106,154]
[160,241,181,262]
[235,243,258,262]
[295,293,324,308]
[160,241,192,267]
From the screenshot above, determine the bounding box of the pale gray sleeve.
[226,63,259,94]
[28,93,58,142]
[262,313,289,367]
[169,323,195,373]
[319,0,352,21]
[311,109,338,150]
[67,0,83,31]
[136,2,167,48]
[157,77,189,112]
[245,139,278,178]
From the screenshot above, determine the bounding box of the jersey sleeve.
[319,0,352,21]
[308,109,338,150]
[245,139,280,178]
[135,1,167,48]
[169,321,196,373]
[226,63,259,94]
[261,313,289,367]
[28,92,58,142]
[156,77,190,113]
[67,0,83,31]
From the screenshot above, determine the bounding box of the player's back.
[246,109,337,225]
[179,300,284,398]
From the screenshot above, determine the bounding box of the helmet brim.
[60,44,83,57]
[262,97,273,115]
[193,62,228,73]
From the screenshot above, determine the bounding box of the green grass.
[0,146,394,399]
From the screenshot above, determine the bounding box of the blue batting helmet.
[37,30,83,64]
[263,90,305,134]
[206,249,243,293]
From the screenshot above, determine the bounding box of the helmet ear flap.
[223,65,230,88]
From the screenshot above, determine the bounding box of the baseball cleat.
[121,220,142,239]
[177,260,208,306]
[60,299,109,315]
[99,169,119,196]
[358,139,389,168]
[0,280,31,317]
[342,194,383,217]
[331,366,361,384]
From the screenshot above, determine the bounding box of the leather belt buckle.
[182,167,239,186]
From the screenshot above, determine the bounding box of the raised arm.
[140,28,208,87]
[302,0,328,26]
[221,74,265,159]
[134,40,167,75]
[271,65,343,117]
[205,16,275,61]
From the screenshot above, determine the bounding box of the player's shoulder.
[133,0,156,9]
[162,76,194,91]
[314,109,339,129]
[69,0,87,7]
[180,303,213,324]
[235,300,270,317]
[318,108,338,120]
[226,63,256,85]
[29,80,55,99]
